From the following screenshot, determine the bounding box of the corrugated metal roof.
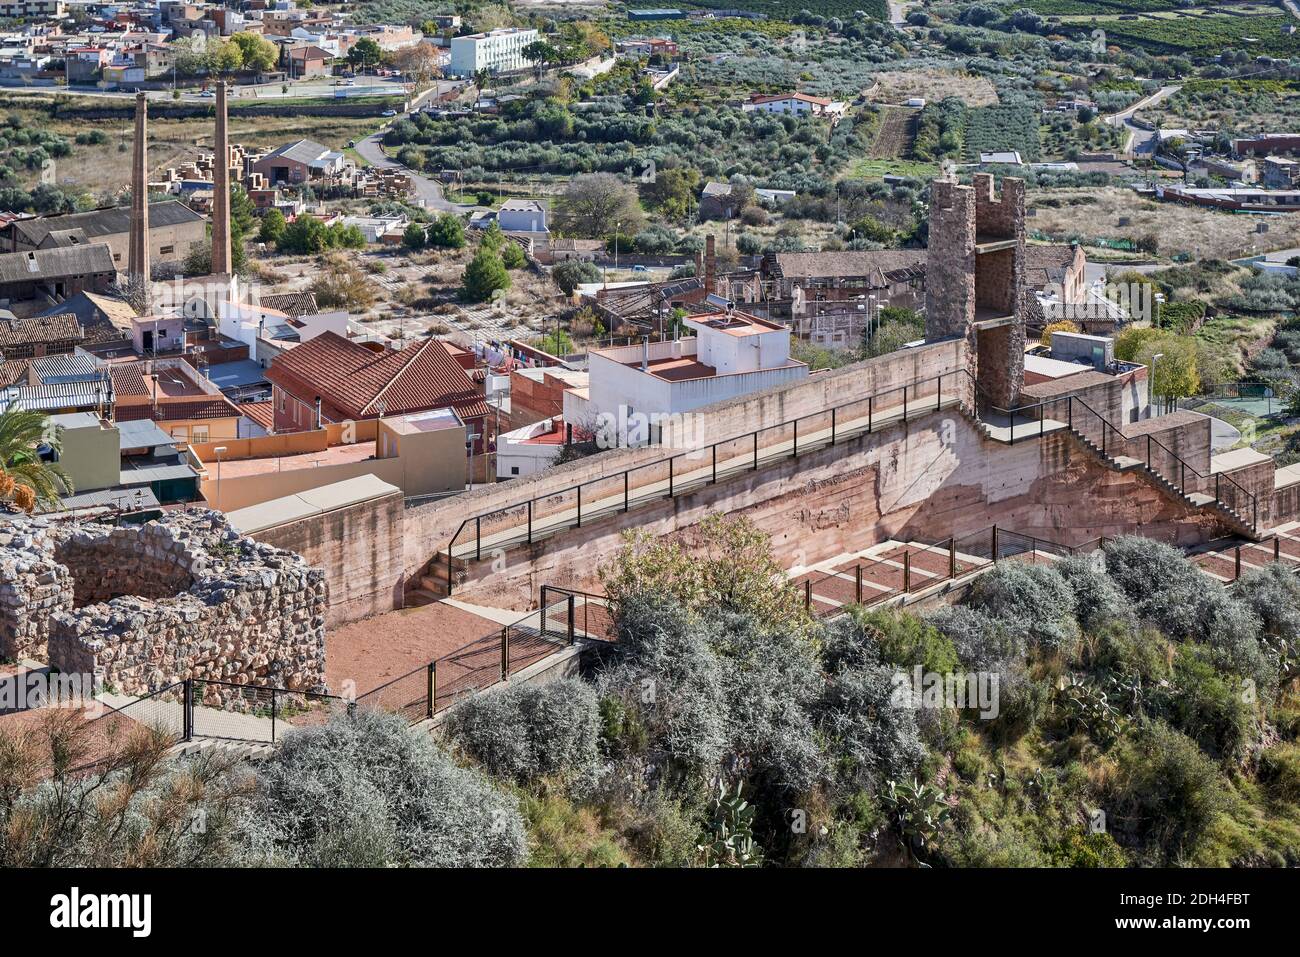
[0,245,116,285]
[9,200,203,246]
[117,418,176,450]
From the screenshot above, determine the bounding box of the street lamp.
[213,446,227,511]
[1150,353,1163,416]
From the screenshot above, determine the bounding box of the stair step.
[1187,492,1215,507]
[420,574,450,596]
[1110,455,1142,469]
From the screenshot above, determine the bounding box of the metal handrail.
[442,367,972,591]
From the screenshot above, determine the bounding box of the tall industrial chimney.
[210,79,232,277]
[127,91,150,310]
[704,234,716,296]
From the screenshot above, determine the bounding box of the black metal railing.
[442,367,972,592]
[981,392,1259,532]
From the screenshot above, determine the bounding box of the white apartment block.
[577,311,808,445]
[448,27,539,77]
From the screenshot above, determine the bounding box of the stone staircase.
[407,553,465,606]
[170,736,276,762]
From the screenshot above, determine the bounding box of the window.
[511,466,519,475]
[191,426,209,444]
[159,245,174,256]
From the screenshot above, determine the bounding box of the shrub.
[1047,826,1128,868]
[1161,648,1256,762]
[967,562,1078,651]
[1055,554,1134,633]
[444,678,601,786]
[500,241,526,269]
[1102,536,1221,642]
[232,710,527,867]
[552,260,600,294]
[925,605,1025,671]
[1109,720,1229,865]
[1235,562,1300,644]
[849,607,958,674]
[817,657,927,791]
[1259,742,1300,804]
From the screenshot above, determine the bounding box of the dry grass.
[1029,187,1300,261]
[868,69,999,107]
[2,95,383,197]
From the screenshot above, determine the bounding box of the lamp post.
[213,446,227,511]
[1150,352,1163,416]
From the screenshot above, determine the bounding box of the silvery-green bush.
[598,593,827,794]
[444,678,601,786]
[1235,562,1300,644]
[231,709,526,868]
[1102,536,1208,640]
[1056,554,1135,633]
[966,561,1078,651]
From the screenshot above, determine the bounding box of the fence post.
[855,564,862,604]
[426,662,436,720]
[712,444,717,484]
[937,375,942,412]
[831,407,836,446]
[624,471,629,512]
[992,526,1000,562]
[1215,474,1221,504]
[1235,545,1242,581]
[949,537,957,580]
[1068,398,1073,431]
[576,486,582,528]
[1276,537,1281,563]
[792,419,798,458]
[804,579,812,611]
[446,549,452,595]
[475,516,481,562]
[500,626,510,683]
[182,679,193,742]
[868,395,873,433]
[527,500,533,543]
[903,385,908,423]
[271,689,277,744]
[668,458,674,497]
[753,432,758,470]
[903,551,911,592]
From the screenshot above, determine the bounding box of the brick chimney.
[127,91,150,309]
[210,80,232,277]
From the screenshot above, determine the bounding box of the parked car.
[632,264,649,273]
[381,109,398,117]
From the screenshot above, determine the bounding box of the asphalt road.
[1105,84,1182,156]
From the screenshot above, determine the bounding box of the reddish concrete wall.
[448,407,1231,610]
[250,490,405,626]
[401,338,969,580]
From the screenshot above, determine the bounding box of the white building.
[742,92,847,119]
[497,199,547,233]
[496,416,565,479]
[448,27,539,77]
[580,310,808,446]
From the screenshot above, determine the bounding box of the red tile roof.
[239,401,275,432]
[265,332,490,421]
[116,397,239,422]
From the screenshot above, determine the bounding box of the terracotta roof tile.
[265,332,489,421]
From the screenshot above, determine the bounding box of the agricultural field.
[1090,10,1300,58]
[1135,79,1300,137]
[867,68,999,106]
[1021,0,1196,13]
[1028,187,1300,261]
[675,0,888,19]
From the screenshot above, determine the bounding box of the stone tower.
[127,91,150,309]
[210,80,232,277]
[924,173,1026,409]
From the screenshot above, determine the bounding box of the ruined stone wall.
[0,513,327,696]
[0,522,74,661]
[925,180,976,342]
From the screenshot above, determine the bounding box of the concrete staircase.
[1065,423,1260,540]
[407,553,465,606]
[961,401,1261,540]
[170,737,276,762]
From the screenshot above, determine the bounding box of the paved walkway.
[451,388,960,560]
